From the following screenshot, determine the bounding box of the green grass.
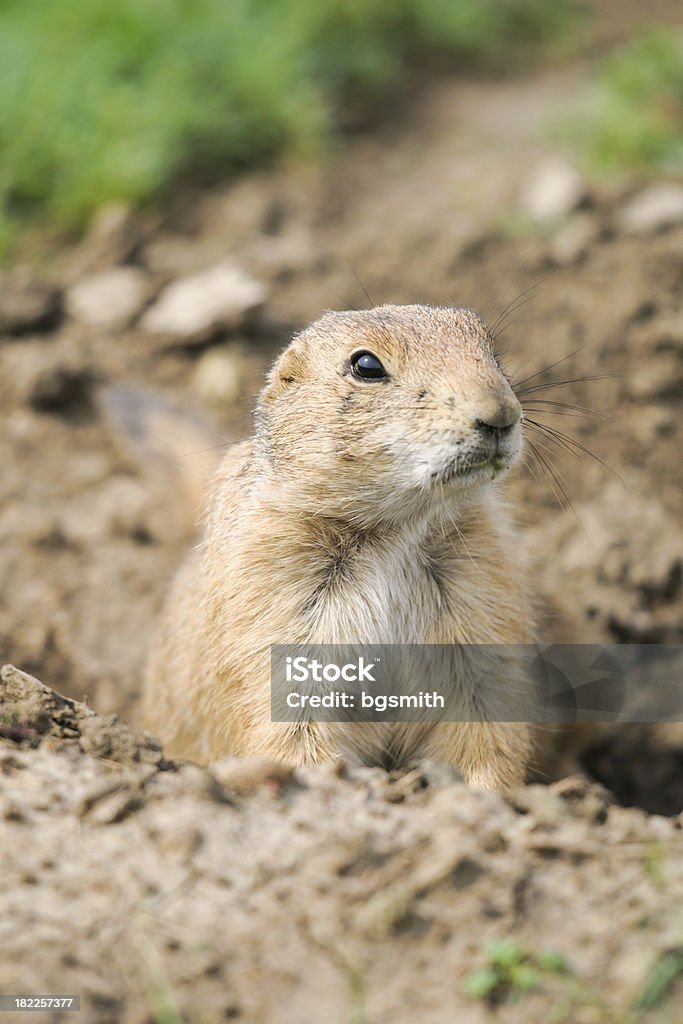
[0,0,577,253]
[463,940,568,1005]
[567,28,683,174]
[633,947,683,1014]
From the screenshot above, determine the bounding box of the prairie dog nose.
[473,396,521,437]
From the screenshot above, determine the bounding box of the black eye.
[350,351,387,381]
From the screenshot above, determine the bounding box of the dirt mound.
[2,664,682,1024]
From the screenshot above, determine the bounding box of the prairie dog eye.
[350,351,387,381]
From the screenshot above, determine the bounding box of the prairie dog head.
[257,304,522,526]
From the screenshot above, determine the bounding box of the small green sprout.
[464,939,568,1005]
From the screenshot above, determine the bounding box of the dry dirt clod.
[550,774,613,823]
[0,665,169,769]
[209,755,297,796]
[140,261,267,344]
[191,343,250,405]
[618,183,683,234]
[628,356,683,402]
[0,270,61,335]
[547,213,597,265]
[520,159,585,222]
[66,267,151,329]
[26,359,96,419]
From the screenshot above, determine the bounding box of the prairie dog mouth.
[435,453,511,486]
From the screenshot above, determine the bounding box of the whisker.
[526,438,585,532]
[507,334,589,385]
[525,418,623,483]
[178,441,231,458]
[513,342,592,390]
[323,283,358,311]
[521,451,542,484]
[345,259,374,309]
[526,422,582,463]
[525,407,597,420]
[526,439,570,511]
[522,399,605,420]
[445,507,480,571]
[491,288,548,341]
[484,230,555,327]
[490,278,547,338]
[493,309,546,342]
[526,435,575,489]
[517,374,615,397]
[527,416,602,457]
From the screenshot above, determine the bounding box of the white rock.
[67,267,149,328]
[521,159,584,222]
[548,213,596,265]
[141,262,267,342]
[192,344,248,405]
[618,183,683,234]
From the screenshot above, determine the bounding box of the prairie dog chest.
[309,528,451,644]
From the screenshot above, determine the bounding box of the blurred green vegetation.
[0,0,577,253]
[569,29,683,174]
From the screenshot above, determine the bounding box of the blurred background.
[0,0,682,810]
[0,0,682,254]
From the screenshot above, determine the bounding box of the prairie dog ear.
[274,339,306,387]
[259,338,307,409]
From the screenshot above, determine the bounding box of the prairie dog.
[144,305,536,790]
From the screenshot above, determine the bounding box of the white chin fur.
[413,443,521,492]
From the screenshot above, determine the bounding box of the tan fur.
[144,305,536,791]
